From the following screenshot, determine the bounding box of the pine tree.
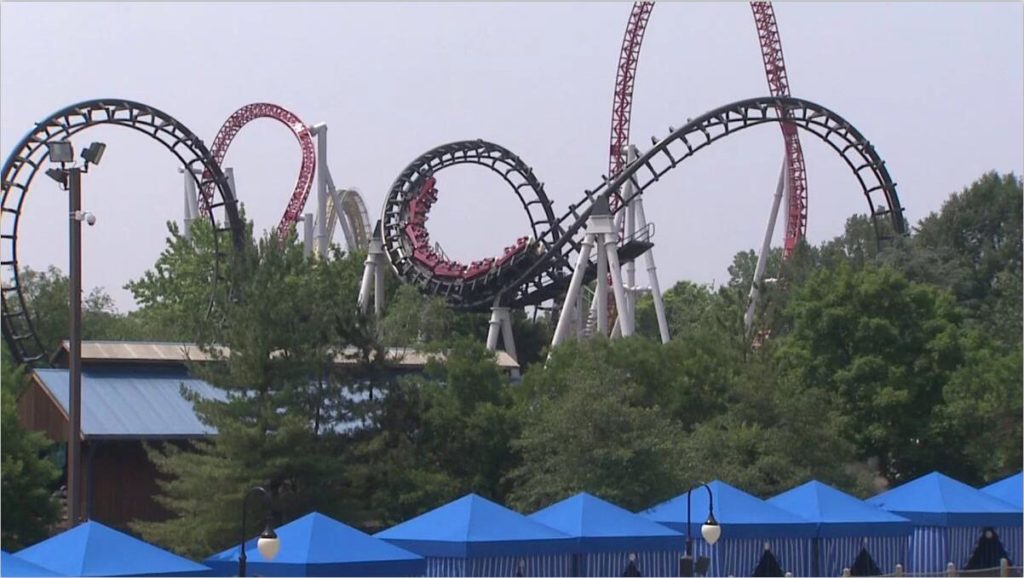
[132,231,368,557]
[1,345,60,550]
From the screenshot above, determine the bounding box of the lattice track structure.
[608,2,809,257]
[199,103,316,237]
[1,99,245,366]
[380,141,564,309]
[383,97,905,312]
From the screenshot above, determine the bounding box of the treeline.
[1,172,1019,556]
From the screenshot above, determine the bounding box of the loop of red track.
[609,1,809,256]
[200,103,316,236]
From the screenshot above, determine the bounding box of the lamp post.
[680,483,721,578]
[238,486,280,577]
[45,140,104,527]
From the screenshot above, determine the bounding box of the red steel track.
[609,1,809,256]
[200,103,316,236]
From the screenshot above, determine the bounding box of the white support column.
[181,168,197,239]
[499,308,517,362]
[634,195,670,343]
[623,146,638,323]
[744,159,787,337]
[313,124,329,255]
[551,237,594,347]
[595,241,608,335]
[604,237,633,337]
[486,306,503,351]
[373,251,385,317]
[302,213,314,258]
[358,225,386,317]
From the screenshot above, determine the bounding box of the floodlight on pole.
[81,142,106,166]
[47,141,74,163]
[43,138,105,528]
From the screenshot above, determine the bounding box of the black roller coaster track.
[1,99,245,366]
[381,140,565,307]
[384,96,906,311]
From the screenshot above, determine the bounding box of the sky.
[1,2,1022,311]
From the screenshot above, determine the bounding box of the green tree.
[17,265,146,351]
[932,338,1022,485]
[126,220,232,343]
[776,264,965,483]
[132,231,367,557]
[911,172,1022,345]
[508,339,688,512]
[1,346,60,550]
[340,339,519,528]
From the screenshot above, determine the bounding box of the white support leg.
[486,306,503,351]
[552,237,594,347]
[595,242,608,335]
[605,238,633,337]
[302,213,314,258]
[373,251,385,317]
[634,195,670,344]
[358,243,377,314]
[744,159,787,337]
[313,124,329,255]
[181,168,197,239]
[499,308,518,362]
[624,146,638,324]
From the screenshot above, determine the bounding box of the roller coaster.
[1,2,906,366]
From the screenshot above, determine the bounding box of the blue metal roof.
[33,367,225,439]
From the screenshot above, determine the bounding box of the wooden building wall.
[17,379,184,529]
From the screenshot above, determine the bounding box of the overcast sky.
[2,2,1022,311]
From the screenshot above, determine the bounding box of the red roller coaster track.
[608,1,809,256]
[200,102,316,236]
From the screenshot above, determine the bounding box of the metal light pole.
[67,166,83,525]
[680,483,721,578]
[45,140,103,526]
[238,486,280,577]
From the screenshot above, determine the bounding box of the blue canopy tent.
[981,472,1023,509]
[529,492,684,577]
[2,550,64,576]
[204,512,424,576]
[867,472,1022,573]
[769,480,912,576]
[13,521,210,576]
[375,494,575,577]
[641,480,816,577]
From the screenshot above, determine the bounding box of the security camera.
[72,211,96,226]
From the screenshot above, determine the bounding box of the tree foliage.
[1,345,60,550]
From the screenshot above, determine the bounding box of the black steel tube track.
[494,96,905,310]
[1,99,245,366]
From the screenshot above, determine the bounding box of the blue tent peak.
[641,480,817,539]
[377,493,569,544]
[205,511,423,566]
[530,492,681,539]
[866,471,1020,527]
[375,493,572,558]
[2,550,65,577]
[981,472,1022,510]
[14,520,210,577]
[768,480,911,538]
[529,492,683,554]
